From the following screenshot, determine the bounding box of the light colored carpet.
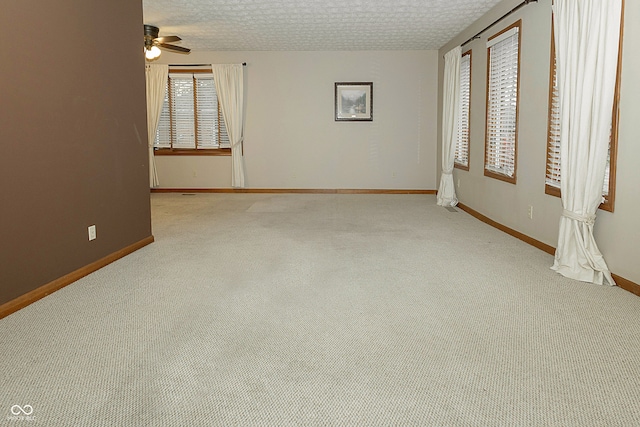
[1,194,639,426]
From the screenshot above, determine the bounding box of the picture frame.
[335,82,373,121]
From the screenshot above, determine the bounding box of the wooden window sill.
[454,162,469,172]
[154,149,231,156]
[484,169,516,185]
[545,184,613,212]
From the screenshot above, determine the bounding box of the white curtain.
[145,64,168,188]
[211,64,246,188]
[551,0,622,285]
[437,46,461,207]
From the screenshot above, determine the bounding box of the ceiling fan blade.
[159,43,191,53]
[155,35,181,43]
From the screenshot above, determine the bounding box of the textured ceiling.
[142,0,504,51]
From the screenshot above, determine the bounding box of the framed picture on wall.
[335,82,373,121]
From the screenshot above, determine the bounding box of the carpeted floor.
[1,194,639,426]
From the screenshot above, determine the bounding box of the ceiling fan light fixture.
[143,24,190,60]
[145,45,162,61]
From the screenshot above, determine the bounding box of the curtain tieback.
[231,137,244,149]
[442,170,453,175]
[562,209,596,226]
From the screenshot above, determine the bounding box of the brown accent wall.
[0,0,152,304]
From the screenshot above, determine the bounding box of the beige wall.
[438,0,640,284]
[154,50,439,190]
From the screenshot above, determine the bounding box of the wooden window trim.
[454,50,472,172]
[484,20,522,185]
[601,3,624,213]
[453,164,471,174]
[544,21,560,198]
[155,67,230,155]
[154,148,231,156]
[170,68,213,74]
[544,8,623,213]
[193,74,200,149]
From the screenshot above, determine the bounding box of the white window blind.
[194,74,218,149]
[455,52,471,168]
[170,74,196,149]
[546,55,561,189]
[218,107,230,148]
[546,58,611,197]
[153,70,228,150]
[155,85,171,149]
[485,24,520,181]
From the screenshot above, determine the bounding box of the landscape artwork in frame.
[335,82,373,121]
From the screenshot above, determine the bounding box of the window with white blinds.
[545,21,620,212]
[546,54,561,190]
[454,51,471,170]
[484,22,521,184]
[154,70,230,151]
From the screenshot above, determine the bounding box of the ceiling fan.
[144,24,190,61]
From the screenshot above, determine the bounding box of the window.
[484,21,521,184]
[454,51,472,170]
[154,68,230,155]
[545,20,622,212]
[546,49,561,195]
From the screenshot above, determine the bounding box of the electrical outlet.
[527,205,533,220]
[457,178,461,188]
[88,225,97,241]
